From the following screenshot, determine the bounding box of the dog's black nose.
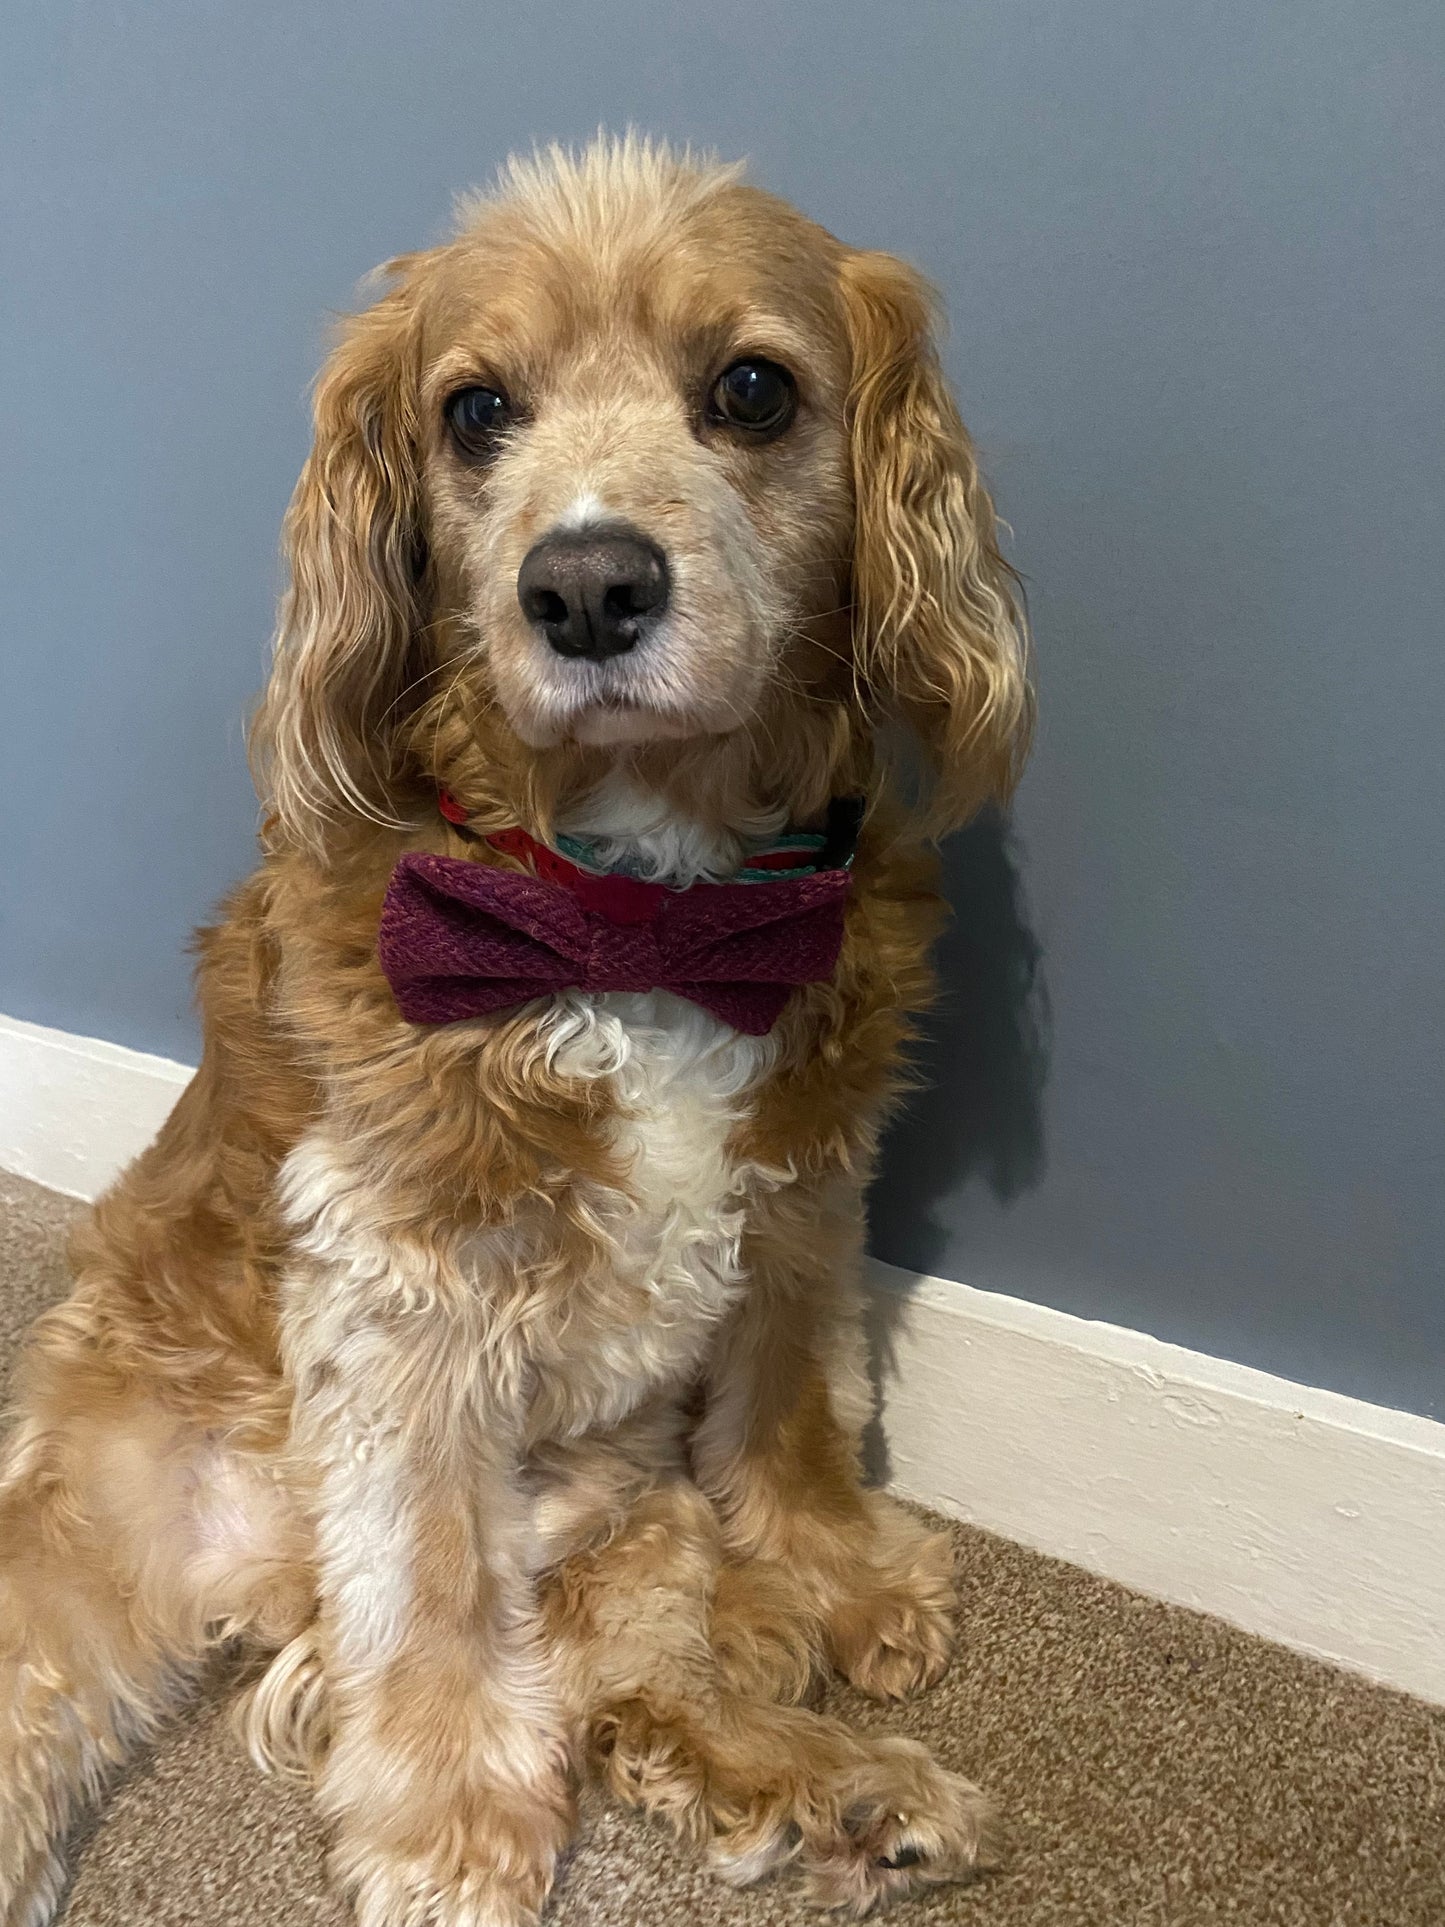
[517,528,670,660]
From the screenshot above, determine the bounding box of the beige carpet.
[3,1168,1441,1925]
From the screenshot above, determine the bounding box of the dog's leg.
[543,1473,998,1916]
[286,1272,574,1927]
[692,1193,958,1703]
[0,1302,311,1927]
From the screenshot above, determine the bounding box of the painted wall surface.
[3,3,1442,1414]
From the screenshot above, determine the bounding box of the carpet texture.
[2,1167,1441,1925]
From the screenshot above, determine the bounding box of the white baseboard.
[0,1013,194,1201]
[4,1010,1443,1705]
[868,1258,1445,1704]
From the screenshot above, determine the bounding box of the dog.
[0,135,1030,1926]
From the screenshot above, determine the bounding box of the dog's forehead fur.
[413,150,850,406]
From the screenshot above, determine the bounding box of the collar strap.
[437,790,863,899]
[485,826,667,924]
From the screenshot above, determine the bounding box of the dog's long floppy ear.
[841,249,1032,833]
[250,261,429,856]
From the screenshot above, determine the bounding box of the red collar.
[485,823,671,925]
[437,788,861,926]
[440,789,709,924]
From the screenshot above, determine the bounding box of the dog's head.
[252,137,1029,854]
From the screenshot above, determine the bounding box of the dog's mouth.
[566,697,700,748]
[518,688,727,751]
[501,623,755,751]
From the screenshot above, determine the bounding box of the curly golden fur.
[0,135,1030,1926]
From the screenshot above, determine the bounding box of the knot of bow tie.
[377,847,853,1036]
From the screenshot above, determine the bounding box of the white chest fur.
[528,988,775,1433]
[280,991,775,1449]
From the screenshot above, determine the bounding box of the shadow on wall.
[860,806,1051,1483]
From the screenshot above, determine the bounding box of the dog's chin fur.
[0,134,1029,1927]
[569,707,712,747]
[531,702,721,751]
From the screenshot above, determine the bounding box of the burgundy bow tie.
[378,848,852,1036]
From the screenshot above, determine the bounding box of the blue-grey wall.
[3,3,1442,1416]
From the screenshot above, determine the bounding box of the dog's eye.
[708,359,797,438]
[446,385,512,459]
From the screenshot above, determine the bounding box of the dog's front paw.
[827,1522,957,1701]
[334,1775,576,1927]
[344,1854,548,1927]
[800,1735,1002,1916]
